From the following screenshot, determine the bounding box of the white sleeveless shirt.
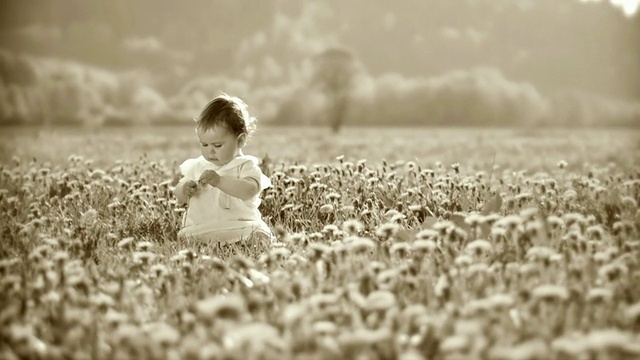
[177,154,273,244]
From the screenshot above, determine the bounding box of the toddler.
[174,94,273,245]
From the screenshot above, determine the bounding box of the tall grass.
[1,127,639,360]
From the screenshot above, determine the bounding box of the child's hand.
[199,170,221,187]
[183,180,199,197]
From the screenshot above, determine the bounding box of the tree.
[310,46,364,133]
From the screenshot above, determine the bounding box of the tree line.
[0,1,638,128]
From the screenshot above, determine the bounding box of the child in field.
[174,94,274,245]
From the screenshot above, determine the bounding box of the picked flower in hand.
[199,170,221,187]
[183,180,199,197]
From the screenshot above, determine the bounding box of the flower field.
[1,126,639,360]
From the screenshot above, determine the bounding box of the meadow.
[1,125,639,360]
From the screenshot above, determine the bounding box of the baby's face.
[197,126,244,166]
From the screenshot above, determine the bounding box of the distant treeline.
[1,49,639,128]
[1,0,639,128]
[2,0,638,100]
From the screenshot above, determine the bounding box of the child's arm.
[174,178,198,205]
[199,170,259,201]
[216,176,260,201]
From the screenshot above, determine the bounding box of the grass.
[0,125,639,360]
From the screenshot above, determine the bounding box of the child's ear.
[237,133,247,147]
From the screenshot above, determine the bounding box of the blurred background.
[0,0,639,130]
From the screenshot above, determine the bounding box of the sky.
[614,0,640,15]
[586,0,640,15]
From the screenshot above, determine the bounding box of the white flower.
[531,284,569,302]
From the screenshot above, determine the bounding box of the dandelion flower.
[465,239,492,255]
[195,294,248,322]
[309,292,340,309]
[136,241,154,251]
[490,339,548,360]
[621,196,637,209]
[526,246,557,262]
[322,224,340,236]
[586,287,614,303]
[365,290,397,312]
[149,264,169,278]
[518,263,540,277]
[551,334,588,357]
[80,208,98,224]
[439,335,470,353]
[147,322,180,346]
[592,251,611,264]
[519,206,539,219]
[269,247,291,260]
[280,204,294,212]
[390,213,407,224]
[90,292,115,309]
[496,215,522,230]
[466,263,489,276]
[307,242,331,258]
[461,299,491,317]
[376,222,399,239]
[487,293,515,310]
[455,255,473,267]
[133,251,156,264]
[435,274,449,298]
[624,302,640,323]
[282,303,308,328]
[598,262,628,281]
[585,328,634,352]
[0,258,19,274]
[464,213,484,227]
[411,239,438,253]
[376,268,399,286]
[562,212,587,229]
[531,284,569,302]
[546,215,564,230]
[342,219,364,235]
[390,242,411,257]
[104,308,129,326]
[288,232,310,245]
[586,225,606,240]
[313,321,338,336]
[52,251,69,264]
[482,213,501,226]
[319,204,334,213]
[415,229,438,240]
[346,236,376,254]
[170,253,187,262]
[433,220,455,233]
[490,226,508,238]
[325,192,341,201]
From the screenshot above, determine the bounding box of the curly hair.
[195,93,257,138]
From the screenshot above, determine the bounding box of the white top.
[177,154,273,244]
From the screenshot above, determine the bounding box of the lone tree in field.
[311,46,363,133]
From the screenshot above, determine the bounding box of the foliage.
[1,48,639,129]
[310,46,364,132]
[1,128,639,359]
[2,0,638,100]
[2,1,640,130]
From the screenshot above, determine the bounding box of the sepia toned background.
[0,0,639,129]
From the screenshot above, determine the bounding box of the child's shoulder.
[179,156,208,176]
[226,154,261,170]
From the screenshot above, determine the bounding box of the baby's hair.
[195,93,257,137]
